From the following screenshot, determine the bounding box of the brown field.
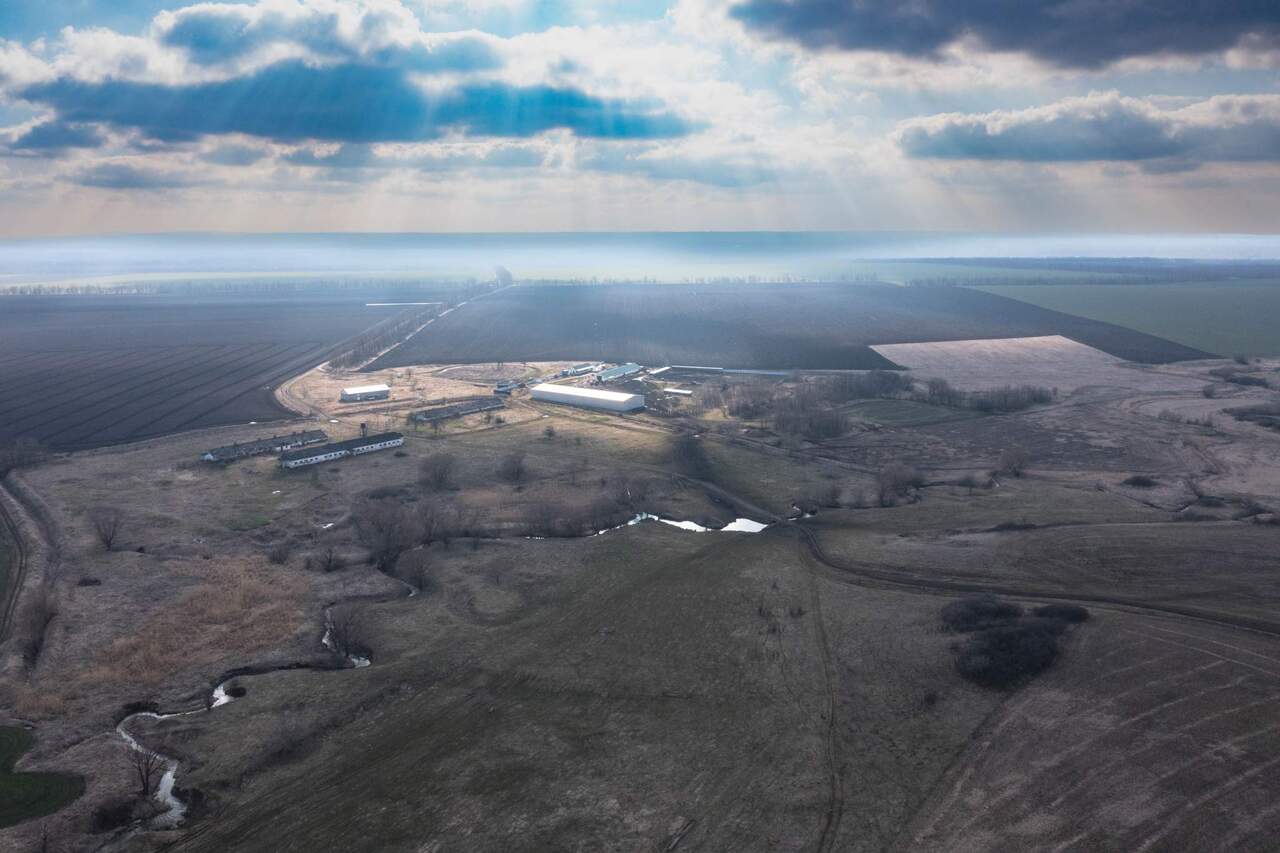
[2,340,1279,852]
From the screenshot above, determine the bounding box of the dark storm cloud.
[897,94,1280,169]
[9,120,104,151]
[71,162,196,189]
[729,1,1280,69]
[20,61,696,144]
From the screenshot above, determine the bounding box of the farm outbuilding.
[410,398,505,424]
[339,383,391,403]
[530,383,645,412]
[595,363,643,383]
[201,429,328,463]
[279,432,404,469]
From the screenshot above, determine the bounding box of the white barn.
[530,383,644,412]
[339,383,391,403]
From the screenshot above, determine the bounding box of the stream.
[114,601,385,828]
[113,513,763,828]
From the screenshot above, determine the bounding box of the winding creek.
[115,512,769,827]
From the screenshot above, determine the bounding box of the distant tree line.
[328,306,441,369]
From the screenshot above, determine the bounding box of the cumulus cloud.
[897,92,1280,170]
[20,59,696,143]
[152,0,502,71]
[729,0,1280,69]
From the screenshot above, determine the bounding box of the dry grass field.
[2,334,1278,851]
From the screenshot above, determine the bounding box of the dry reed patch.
[82,561,310,689]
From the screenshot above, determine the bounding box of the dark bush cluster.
[915,380,1053,413]
[968,384,1054,413]
[941,595,1090,689]
[1226,403,1280,433]
[1032,603,1091,623]
[954,620,1063,689]
[1209,366,1269,388]
[940,594,1023,632]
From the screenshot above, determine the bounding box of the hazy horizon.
[4,231,1280,286]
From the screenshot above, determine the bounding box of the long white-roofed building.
[529,383,644,412]
[339,383,391,403]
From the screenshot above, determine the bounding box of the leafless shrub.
[999,446,1031,477]
[18,585,58,671]
[266,540,292,565]
[89,505,124,551]
[418,453,457,491]
[498,451,526,483]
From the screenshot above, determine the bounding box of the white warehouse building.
[339,383,391,403]
[530,383,645,412]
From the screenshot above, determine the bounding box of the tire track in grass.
[1132,754,1280,852]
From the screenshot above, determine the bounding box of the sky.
[0,1,1279,237]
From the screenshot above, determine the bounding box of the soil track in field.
[0,296,406,450]
[368,283,1210,371]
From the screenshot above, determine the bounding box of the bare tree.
[129,747,165,798]
[325,607,365,660]
[352,499,421,573]
[89,505,124,551]
[999,446,1031,477]
[498,451,526,483]
[396,550,434,592]
[317,547,344,573]
[418,453,457,492]
[876,463,922,507]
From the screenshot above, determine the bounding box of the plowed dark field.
[368,283,1211,371]
[0,296,401,450]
